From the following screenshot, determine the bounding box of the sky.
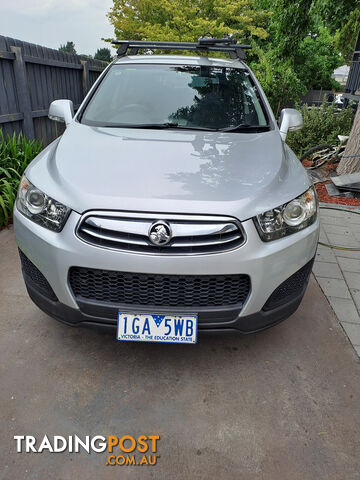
[0,0,115,56]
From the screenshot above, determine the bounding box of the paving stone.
[320,203,360,213]
[347,223,360,232]
[322,224,353,236]
[320,215,350,227]
[328,297,360,325]
[344,217,360,227]
[350,289,360,312]
[343,271,360,290]
[315,245,337,263]
[319,228,329,243]
[354,345,360,357]
[316,277,351,299]
[326,233,359,248]
[320,215,360,229]
[341,322,360,346]
[320,211,360,224]
[334,249,360,260]
[313,261,343,279]
[319,208,351,218]
[316,207,360,355]
[352,231,360,243]
[338,257,360,273]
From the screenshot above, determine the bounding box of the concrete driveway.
[1,227,360,480]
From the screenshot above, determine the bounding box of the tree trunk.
[337,101,360,175]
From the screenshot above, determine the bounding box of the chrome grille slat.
[81,227,149,246]
[173,232,241,247]
[171,222,238,237]
[77,212,245,255]
[85,217,150,236]
[84,216,238,237]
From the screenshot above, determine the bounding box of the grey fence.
[301,89,333,106]
[0,35,108,145]
[345,29,360,102]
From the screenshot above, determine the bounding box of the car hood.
[27,122,310,221]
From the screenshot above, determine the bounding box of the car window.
[81,64,268,130]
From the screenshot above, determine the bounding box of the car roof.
[113,54,247,69]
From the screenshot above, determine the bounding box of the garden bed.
[302,158,360,206]
[314,182,360,206]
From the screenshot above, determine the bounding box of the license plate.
[117,313,198,344]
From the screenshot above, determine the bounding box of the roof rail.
[111,37,252,61]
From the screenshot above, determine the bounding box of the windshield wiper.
[99,122,217,131]
[101,122,180,129]
[174,125,218,132]
[219,123,271,133]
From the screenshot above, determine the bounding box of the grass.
[0,130,42,228]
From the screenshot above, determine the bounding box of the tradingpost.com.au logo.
[14,435,160,466]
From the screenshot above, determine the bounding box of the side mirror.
[279,108,303,141]
[48,100,74,126]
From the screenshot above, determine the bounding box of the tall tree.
[268,0,314,58]
[108,0,270,43]
[249,45,306,116]
[314,0,360,62]
[336,27,360,175]
[94,47,112,62]
[250,0,341,112]
[336,103,360,175]
[295,27,342,90]
[106,0,356,113]
[59,41,77,55]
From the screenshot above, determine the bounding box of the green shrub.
[249,44,307,116]
[0,130,42,227]
[286,101,355,158]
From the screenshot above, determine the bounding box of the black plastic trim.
[23,273,309,335]
[68,267,251,309]
[19,249,58,302]
[112,38,251,60]
[263,258,314,311]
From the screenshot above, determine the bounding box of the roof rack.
[112,37,252,61]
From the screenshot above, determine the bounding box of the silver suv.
[14,38,319,344]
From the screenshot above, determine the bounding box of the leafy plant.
[107,0,270,44]
[286,101,355,157]
[59,41,77,55]
[263,0,314,59]
[250,2,344,111]
[249,44,306,116]
[295,26,342,91]
[107,0,356,113]
[314,0,360,63]
[94,47,112,62]
[0,130,42,228]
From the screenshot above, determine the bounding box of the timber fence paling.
[344,28,360,101]
[0,35,108,146]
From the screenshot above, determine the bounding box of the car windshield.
[80,64,268,130]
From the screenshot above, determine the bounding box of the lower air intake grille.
[19,249,58,301]
[69,268,251,307]
[262,259,314,311]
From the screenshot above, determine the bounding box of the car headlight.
[254,187,318,241]
[16,175,70,232]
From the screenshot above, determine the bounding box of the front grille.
[262,260,314,311]
[76,212,245,255]
[69,267,251,307]
[18,249,58,301]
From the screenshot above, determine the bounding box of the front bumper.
[23,272,310,334]
[14,206,319,333]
